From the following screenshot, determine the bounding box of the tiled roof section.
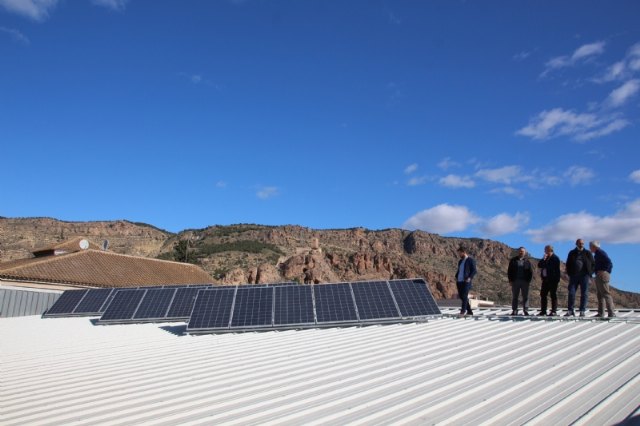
[0,249,214,287]
[32,237,102,254]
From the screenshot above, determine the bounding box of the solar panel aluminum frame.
[42,289,89,318]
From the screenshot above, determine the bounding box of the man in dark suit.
[455,245,477,316]
[565,238,594,317]
[538,245,561,316]
[507,247,534,315]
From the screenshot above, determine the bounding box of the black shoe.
[537,311,547,316]
[563,311,575,317]
[548,311,557,316]
[523,311,530,316]
[579,311,586,317]
[459,310,466,316]
[608,314,617,318]
[466,310,474,316]
[510,311,518,316]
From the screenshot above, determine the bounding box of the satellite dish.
[102,239,109,251]
[79,239,90,250]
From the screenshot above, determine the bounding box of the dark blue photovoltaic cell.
[389,279,441,317]
[314,283,358,323]
[188,288,235,330]
[274,286,314,326]
[166,287,201,318]
[44,290,88,316]
[73,289,114,314]
[100,289,145,321]
[351,281,400,320]
[231,287,273,328]
[133,288,176,319]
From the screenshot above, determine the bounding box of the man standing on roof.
[538,245,561,316]
[565,238,594,317]
[507,247,534,315]
[589,241,616,318]
[455,245,477,316]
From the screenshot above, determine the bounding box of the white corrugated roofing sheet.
[1,311,640,425]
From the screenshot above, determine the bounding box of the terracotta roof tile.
[32,237,103,254]
[0,249,214,287]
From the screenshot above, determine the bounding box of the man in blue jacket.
[589,241,616,318]
[455,245,477,316]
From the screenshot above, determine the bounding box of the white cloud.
[489,186,523,197]
[481,212,530,236]
[256,186,279,200]
[402,204,480,234]
[542,41,605,77]
[475,165,524,185]
[437,157,460,170]
[513,50,531,61]
[605,79,640,108]
[516,108,628,142]
[439,174,475,189]
[630,170,640,183]
[91,0,129,11]
[215,181,227,188]
[404,163,418,174]
[0,0,58,21]
[0,26,29,44]
[526,199,640,244]
[563,166,595,186]
[407,176,428,186]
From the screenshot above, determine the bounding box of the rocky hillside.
[1,217,639,308]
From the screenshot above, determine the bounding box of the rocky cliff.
[1,218,639,308]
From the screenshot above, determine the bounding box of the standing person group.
[456,239,616,317]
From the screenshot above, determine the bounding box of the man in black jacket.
[565,238,594,317]
[537,245,561,316]
[507,247,534,315]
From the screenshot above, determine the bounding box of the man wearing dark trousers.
[508,247,534,315]
[455,245,477,316]
[565,238,594,317]
[538,245,561,316]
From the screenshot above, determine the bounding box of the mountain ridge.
[1,217,638,308]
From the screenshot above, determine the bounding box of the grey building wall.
[0,288,62,318]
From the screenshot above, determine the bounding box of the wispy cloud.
[480,212,530,236]
[595,42,640,83]
[404,163,418,174]
[437,157,461,170]
[178,72,221,89]
[541,41,605,77]
[439,174,475,189]
[630,170,640,184]
[256,186,279,200]
[516,108,628,142]
[91,0,129,11]
[403,204,528,237]
[402,204,480,234]
[0,26,29,44]
[563,166,595,186]
[513,50,532,61]
[527,198,640,243]
[475,165,524,185]
[215,181,227,188]
[407,176,428,186]
[605,79,640,108]
[0,0,59,21]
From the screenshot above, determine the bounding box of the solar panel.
[166,287,202,319]
[99,289,146,322]
[187,288,236,330]
[43,290,88,316]
[351,281,400,321]
[73,288,114,314]
[231,286,274,328]
[389,279,441,317]
[314,283,358,324]
[274,285,314,326]
[133,288,176,320]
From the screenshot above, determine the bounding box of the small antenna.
[102,239,109,251]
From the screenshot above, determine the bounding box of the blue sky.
[2,1,640,293]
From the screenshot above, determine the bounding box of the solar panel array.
[43,279,441,332]
[187,279,441,334]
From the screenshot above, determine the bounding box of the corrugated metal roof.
[1,313,639,425]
